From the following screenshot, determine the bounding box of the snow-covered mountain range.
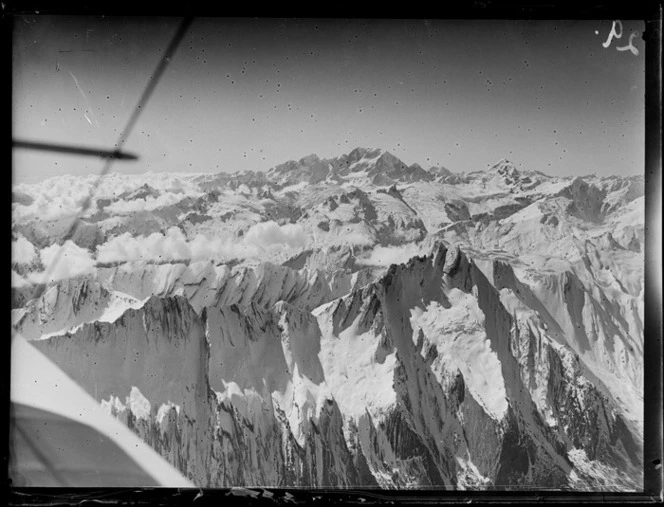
[11,148,644,490]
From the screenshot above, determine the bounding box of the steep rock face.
[428,166,453,180]
[364,152,433,185]
[443,201,472,223]
[24,243,642,489]
[203,300,364,486]
[268,154,332,186]
[389,247,572,486]
[210,387,361,487]
[486,160,546,192]
[118,183,161,201]
[96,261,366,314]
[12,277,143,340]
[314,243,640,489]
[282,245,357,272]
[498,277,639,478]
[556,178,607,224]
[101,211,173,237]
[11,285,41,310]
[516,261,643,436]
[298,186,428,251]
[30,295,365,487]
[315,247,513,487]
[14,256,378,342]
[449,250,640,488]
[594,175,644,217]
[14,219,105,251]
[194,170,271,192]
[483,258,642,483]
[31,296,215,484]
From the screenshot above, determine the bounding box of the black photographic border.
[3,1,662,504]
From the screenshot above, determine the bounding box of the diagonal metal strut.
[25,16,194,299]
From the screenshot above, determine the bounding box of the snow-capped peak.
[489,158,518,173]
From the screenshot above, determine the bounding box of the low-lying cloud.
[12,236,37,264]
[97,227,193,264]
[243,221,307,249]
[96,221,308,265]
[27,240,96,284]
[12,270,29,288]
[12,220,310,285]
[12,172,204,222]
[103,192,192,214]
[355,243,424,267]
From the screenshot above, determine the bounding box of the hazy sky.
[13,16,645,184]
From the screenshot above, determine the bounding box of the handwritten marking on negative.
[600,20,639,56]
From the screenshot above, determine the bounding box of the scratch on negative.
[68,70,100,127]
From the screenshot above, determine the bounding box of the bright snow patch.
[317,311,398,420]
[128,386,152,421]
[156,401,181,425]
[410,290,508,420]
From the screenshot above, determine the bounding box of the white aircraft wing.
[9,332,195,488]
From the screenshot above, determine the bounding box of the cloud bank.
[12,236,38,264]
[12,172,204,222]
[96,221,308,264]
[12,218,310,286]
[103,192,192,214]
[27,240,96,284]
[12,270,29,288]
[355,243,423,267]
